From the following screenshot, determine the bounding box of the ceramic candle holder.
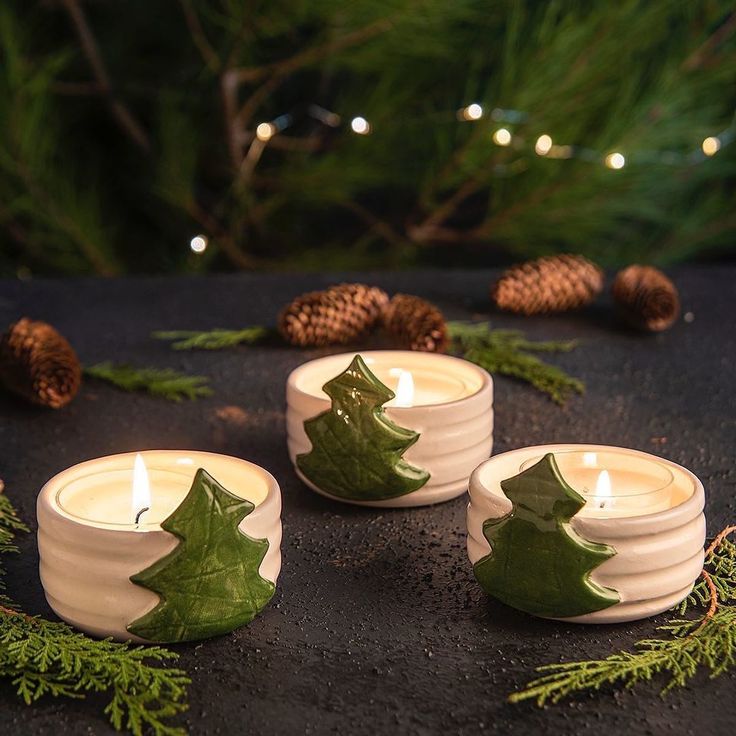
[37,450,282,642]
[286,351,493,507]
[467,444,706,623]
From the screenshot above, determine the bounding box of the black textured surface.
[0,268,734,736]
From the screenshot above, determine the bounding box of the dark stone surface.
[0,268,734,736]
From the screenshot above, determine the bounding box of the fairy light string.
[190,102,734,253]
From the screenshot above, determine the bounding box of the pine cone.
[278,283,389,347]
[612,265,680,332]
[0,318,82,408]
[383,294,448,353]
[491,254,604,315]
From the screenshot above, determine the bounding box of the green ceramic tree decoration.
[128,469,274,642]
[474,453,620,618]
[297,354,430,501]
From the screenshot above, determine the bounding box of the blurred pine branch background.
[0,0,734,276]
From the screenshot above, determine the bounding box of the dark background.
[0,268,734,734]
[1,2,735,277]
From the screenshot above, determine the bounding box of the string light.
[256,122,276,141]
[460,103,483,121]
[190,235,208,254]
[535,134,553,155]
[493,127,512,146]
[702,136,721,156]
[350,116,371,135]
[252,102,735,170]
[605,152,626,170]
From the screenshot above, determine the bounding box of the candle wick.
[135,506,150,525]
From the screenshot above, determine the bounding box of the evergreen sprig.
[152,327,268,350]
[448,322,584,405]
[510,526,736,706]
[84,363,212,401]
[0,490,190,735]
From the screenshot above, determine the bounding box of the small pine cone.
[383,294,448,353]
[278,283,389,347]
[0,318,82,408]
[491,254,604,315]
[612,265,680,332]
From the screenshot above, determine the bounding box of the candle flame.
[132,453,151,523]
[394,370,415,408]
[595,469,612,508]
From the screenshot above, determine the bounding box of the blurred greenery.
[0,0,734,276]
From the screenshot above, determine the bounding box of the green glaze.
[128,468,275,642]
[473,453,619,618]
[296,354,430,501]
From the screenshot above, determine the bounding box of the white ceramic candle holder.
[286,351,493,507]
[37,450,282,642]
[467,444,706,623]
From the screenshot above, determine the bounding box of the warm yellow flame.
[462,103,483,121]
[493,127,512,146]
[595,469,612,502]
[702,136,721,156]
[535,134,552,155]
[350,116,371,135]
[256,122,276,141]
[132,453,151,522]
[394,370,415,408]
[605,152,626,169]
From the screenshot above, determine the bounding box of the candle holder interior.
[519,449,675,516]
[57,467,193,528]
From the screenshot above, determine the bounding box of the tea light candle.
[467,444,706,623]
[37,450,282,642]
[286,351,493,507]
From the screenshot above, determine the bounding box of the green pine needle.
[152,327,268,350]
[84,362,212,402]
[448,322,584,405]
[510,528,736,706]
[0,492,190,735]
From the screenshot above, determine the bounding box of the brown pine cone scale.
[612,265,680,332]
[0,318,82,408]
[492,254,604,315]
[383,294,448,353]
[278,283,389,347]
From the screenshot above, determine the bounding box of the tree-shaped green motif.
[297,354,430,501]
[128,469,275,643]
[474,453,620,618]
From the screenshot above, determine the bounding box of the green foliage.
[474,454,619,618]
[153,327,268,350]
[0,492,190,735]
[1,1,734,275]
[448,322,584,404]
[84,363,212,401]
[297,354,429,501]
[510,528,736,706]
[129,469,275,642]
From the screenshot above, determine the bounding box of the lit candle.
[286,351,493,507]
[37,450,282,642]
[467,444,706,623]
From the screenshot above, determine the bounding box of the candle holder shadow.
[286,351,493,508]
[467,444,706,624]
[37,450,282,643]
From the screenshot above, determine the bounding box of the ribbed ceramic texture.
[467,444,706,623]
[286,352,494,507]
[37,451,282,641]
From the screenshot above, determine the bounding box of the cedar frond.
[152,326,268,350]
[84,362,212,401]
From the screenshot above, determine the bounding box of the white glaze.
[37,450,282,641]
[286,351,494,507]
[467,444,706,623]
